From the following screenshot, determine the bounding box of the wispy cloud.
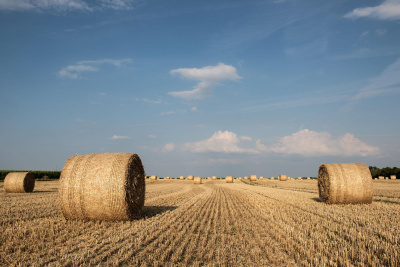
[345,0,400,20]
[110,135,129,140]
[169,63,241,100]
[162,143,175,152]
[0,0,135,12]
[134,97,163,104]
[58,58,132,79]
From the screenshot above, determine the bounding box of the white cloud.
[183,131,258,154]
[149,135,156,138]
[111,135,129,140]
[239,136,252,141]
[0,0,135,12]
[169,63,241,99]
[376,29,387,36]
[269,129,379,156]
[345,0,400,20]
[162,143,175,152]
[191,106,198,112]
[58,58,131,79]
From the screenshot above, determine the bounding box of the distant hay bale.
[207,177,211,179]
[379,176,384,180]
[150,175,158,180]
[193,176,202,184]
[187,175,194,180]
[226,176,234,183]
[58,152,145,221]
[270,177,274,180]
[317,163,373,204]
[250,175,257,182]
[244,176,248,180]
[238,177,242,180]
[212,176,217,180]
[4,172,35,193]
[385,177,388,180]
[259,176,264,180]
[165,176,170,180]
[297,177,302,180]
[390,175,396,180]
[180,176,184,180]
[278,175,287,181]
[307,177,311,180]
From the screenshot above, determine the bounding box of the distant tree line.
[369,166,399,179]
[0,170,61,180]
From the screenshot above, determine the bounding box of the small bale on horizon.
[193,176,202,184]
[226,176,234,183]
[278,175,287,181]
[187,175,194,180]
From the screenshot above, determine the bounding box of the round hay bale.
[244,176,248,180]
[317,163,373,204]
[193,176,202,184]
[259,176,264,180]
[180,176,184,180]
[226,176,234,183]
[379,176,384,180]
[187,175,194,180]
[390,175,396,180]
[297,177,302,180]
[58,153,145,221]
[212,176,217,180]
[150,175,158,180]
[307,177,311,180]
[278,175,287,181]
[270,177,274,180]
[164,176,170,180]
[250,175,257,182]
[4,172,35,193]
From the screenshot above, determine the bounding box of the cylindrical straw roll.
[4,172,35,193]
[318,163,373,204]
[193,176,202,184]
[226,176,234,183]
[58,153,145,221]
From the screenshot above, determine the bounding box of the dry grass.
[1,179,399,266]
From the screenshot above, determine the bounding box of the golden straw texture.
[278,175,287,181]
[4,172,35,193]
[226,176,234,183]
[317,163,373,204]
[250,175,257,182]
[193,176,202,184]
[58,153,145,221]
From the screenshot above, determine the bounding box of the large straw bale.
[390,175,396,180]
[212,176,217,180]
[250,175,257,182]
[317,163,373,204]
[193,176,202,184]
[4,172,35,193]
[58,153,145,221]
[180,176,184,180]
[150,175,158,180]
[187,175,194,180]
[278,175,287,181]
[226,176,234,183]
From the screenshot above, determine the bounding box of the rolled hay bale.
[379,176,384,180]
[259,176,264,180]
[150,175,158,180]
[207,177,211,180]
[250,175,257,182]
[391,175,396,180]
[278,175,287,181]
[180,176,184,180]
[270,177,274,180]
[193,176,202,184]
[244,176,248,180]
[297,177,302,180]
[238,177,242,180]
[58,153,145,221]
[165,176,170,180]
[307,177,311,180]
[4,172,35,193]
[187,175,194,180]
[226,176,234,183]
[317,163,373,204]
[212,176,217,180]
[385,177,388,180]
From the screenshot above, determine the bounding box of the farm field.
[1,179,399,266]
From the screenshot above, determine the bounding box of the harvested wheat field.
[1,179,400,266]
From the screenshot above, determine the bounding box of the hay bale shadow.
[312,197,322,202]
[141,205,177,218]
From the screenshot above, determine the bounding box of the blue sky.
[1,0,400,177]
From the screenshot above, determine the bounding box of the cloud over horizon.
[173,129,379,157]
[345,0,400,20]
[169,63,241,99]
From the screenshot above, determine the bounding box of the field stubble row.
[1,179,399,266]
